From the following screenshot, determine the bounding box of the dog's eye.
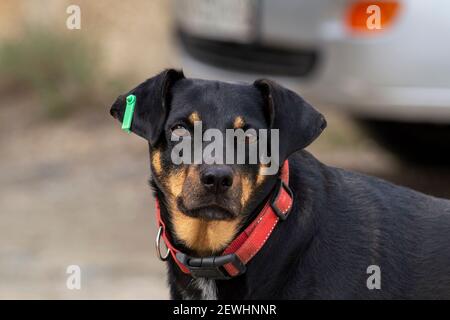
[171,125,190,137]
[245,131,258,144]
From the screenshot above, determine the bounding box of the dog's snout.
[200,166,233,194]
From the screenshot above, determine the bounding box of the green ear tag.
[122,94,136,133]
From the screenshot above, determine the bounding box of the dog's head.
[110,69,326,256]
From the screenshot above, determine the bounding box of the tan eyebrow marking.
[233,116,245,129]
[189,112,201,124]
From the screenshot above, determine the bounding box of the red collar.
[155,160,294,279]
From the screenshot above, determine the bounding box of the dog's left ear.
[254,79,327,162]
[110,69,185,145]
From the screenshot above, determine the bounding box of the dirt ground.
[1,0,450,300]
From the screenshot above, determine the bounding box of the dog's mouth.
[177,198,236,221]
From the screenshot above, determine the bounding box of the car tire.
[359,119,450,165]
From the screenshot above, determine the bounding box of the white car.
[171,0,450,162]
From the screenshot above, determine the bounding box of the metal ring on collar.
[155,226,170,261]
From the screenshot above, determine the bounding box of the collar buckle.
[270,178,294,221]
[175,252,246,280]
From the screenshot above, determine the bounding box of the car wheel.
[359,119,450,165]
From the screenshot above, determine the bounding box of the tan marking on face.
[240,176,253,208]
[166,165,242,255]
[256,165,267,186]
[172,207,242,255]
[189,112,201,124]
[151,149,162,175]
[166,169,187,198]
[233,116,245,129]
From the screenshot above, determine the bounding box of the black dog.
[111,69,450,299]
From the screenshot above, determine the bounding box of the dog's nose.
[200,166,233,193]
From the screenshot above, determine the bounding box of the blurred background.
[1,0,449,299]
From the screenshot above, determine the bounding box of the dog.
[110,69,450,299]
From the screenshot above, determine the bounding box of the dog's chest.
[181,278,218,300]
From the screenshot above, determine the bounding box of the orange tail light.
[346,1,401,33]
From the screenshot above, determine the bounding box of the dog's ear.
[254,79,327,162]
[110,69,184,145]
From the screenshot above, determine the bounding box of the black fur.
[111,69,450,299]
[110,69,184,145]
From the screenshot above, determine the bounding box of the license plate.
[176,0,257,42]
